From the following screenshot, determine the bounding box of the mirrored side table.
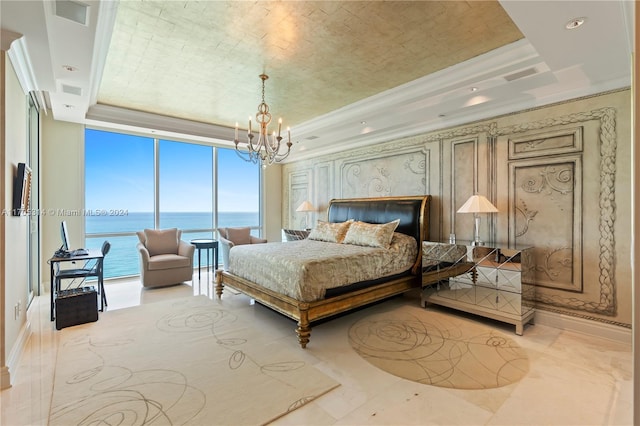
[421,241,536,335]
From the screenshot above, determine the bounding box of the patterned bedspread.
[228,233,418,302]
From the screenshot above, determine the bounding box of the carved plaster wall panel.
[314,161,333,222]
[499,107,618,316]
[282,91,629,325]
[438,129,493,242]
[451,138,478,242]
[508,127,583,160]
[338,148,429,199]
[287,171,312,229]
[442,133,497,244]
[509,156,583,292]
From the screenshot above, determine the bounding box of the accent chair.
[136,228,195,288]
[219,227,267,271]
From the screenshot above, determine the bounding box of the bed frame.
[215,195,431,348]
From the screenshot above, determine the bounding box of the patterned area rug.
[348,305,529,389]
[49,295,339,425]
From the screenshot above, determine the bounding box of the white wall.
[2,49,29,388]
[40,115,85,284]
[632,7,639,423]
[262,164,282,242]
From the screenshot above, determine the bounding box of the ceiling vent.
[54,0,89,26]
[503,67,538,82]
[62,84,83,96]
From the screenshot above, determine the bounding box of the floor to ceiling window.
[158,139,213,239]
[217,147,260,228]
[85,128,261,279]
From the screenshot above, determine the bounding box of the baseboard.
[534,309,632,345]
[5,319,32,388]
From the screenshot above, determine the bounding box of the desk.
[190,239,218,279]
[49,249,104,322]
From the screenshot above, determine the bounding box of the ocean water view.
[84,212,259,279]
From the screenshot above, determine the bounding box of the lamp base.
[472,215,483,247]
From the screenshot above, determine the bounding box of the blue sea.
[83,212,259,279]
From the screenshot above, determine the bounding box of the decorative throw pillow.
[226,227,252,245]
[342,219,401,249]
[307,220,353,243]
[144,228,179,256]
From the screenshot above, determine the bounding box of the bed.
[216,195,453,348]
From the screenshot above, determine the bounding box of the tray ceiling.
[1,0,633,161]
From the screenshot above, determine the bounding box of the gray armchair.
[219,227,267,270]
[136,228,195,288]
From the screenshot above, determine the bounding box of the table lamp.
[456,194,498,246]
[296,200,315,230]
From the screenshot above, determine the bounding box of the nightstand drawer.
[475,266,522,292]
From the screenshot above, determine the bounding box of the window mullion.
[154,137,160,229]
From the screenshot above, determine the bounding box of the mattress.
[228,232,417,302]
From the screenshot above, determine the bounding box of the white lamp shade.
[456,195,498,213]
[296,200,314,212]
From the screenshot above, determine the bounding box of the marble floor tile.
[1,276,633,426]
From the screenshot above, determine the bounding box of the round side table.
[190,239,218,279]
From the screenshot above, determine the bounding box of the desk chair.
[55,240,110,309]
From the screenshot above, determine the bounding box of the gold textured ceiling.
[98,1,523,130]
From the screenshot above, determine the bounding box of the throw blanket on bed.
[229,233,417,302]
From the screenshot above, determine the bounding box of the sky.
[85,129,260,212]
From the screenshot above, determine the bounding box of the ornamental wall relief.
[509,157,582,293]
[499,108,617,316]
[339,149,429,199]
[283,96,626,324]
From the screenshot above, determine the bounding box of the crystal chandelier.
[234,74,292,167]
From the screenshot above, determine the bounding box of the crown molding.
[1,29,22,51]
[85,104,236,147]
[5,36,35,94]
[293,40,537,138]
[88,0,119,106]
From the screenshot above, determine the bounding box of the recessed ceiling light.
[63,104,74,108]
[438,114,446,118]
[62,65,77,72]
[470,87,478,92]
[360,121,367,125]
[565,17,586,30]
